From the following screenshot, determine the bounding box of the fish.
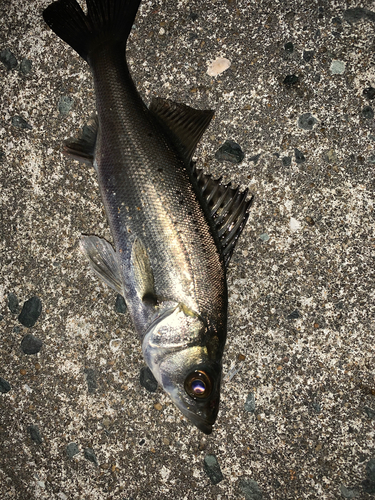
[43,0,252,434]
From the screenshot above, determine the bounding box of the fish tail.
[43,0,142,63]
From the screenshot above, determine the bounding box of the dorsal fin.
[192,164,253,267]
[149,97,214,162]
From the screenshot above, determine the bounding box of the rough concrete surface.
[1,0,374,498]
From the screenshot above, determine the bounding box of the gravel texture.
[0,0,374,499]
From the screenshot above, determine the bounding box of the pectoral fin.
[131,239,157,305]
[64,116,98,167]
[80,235,123,295]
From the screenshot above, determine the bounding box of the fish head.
[142,303,223,434]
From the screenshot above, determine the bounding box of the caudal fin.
[43,0,142,62]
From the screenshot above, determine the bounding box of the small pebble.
[66,442,79,458]
[215,140,245,164]
[207,57,231,76]
[305,216,315,226]
[282,156,291,166]
[18,296,42,327]
[364,407,375,419]
[154,403,162,411]
[115,294,127,313]
[298,113,317,130]
[84,448,98,466]
[259,233,269,242]
[343,7,367,23]
[294,148,305,164]
[363,87,375,100]
[58,95,74,115]
[19,58,32,74]
[20,369,27,376]
[312,402,321,413]
[244,393,256,413]
[140,366,158,392]
[324,149,337,163]
[290,217,301,232]
[340,484,360,498]
[199,437,207,451]
[28,425,43,444]
[0,49,18,70]
[287,310,301,320]
[283,74,298,85]
[21,334,43,355]
[8,292,19,314]
[362,106,374,119]
[330,60,345,75]
[109,338,122,352]
[11,115,32,130]
[0,377,11,393]
[203,454,224,485]
[248,153,261,164]
[303,50,314,62]
[84,368,97,394]
[102,418,111,428]
[238,478,263,500]
[284,42,294,53]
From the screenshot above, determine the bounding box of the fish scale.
[90,45,225,330]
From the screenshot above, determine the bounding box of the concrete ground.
[0,0,374,498]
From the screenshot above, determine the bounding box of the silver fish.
[43,0,252,434]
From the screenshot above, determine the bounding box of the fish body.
[43,0,252,434]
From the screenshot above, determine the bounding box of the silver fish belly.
[43,0,252,434]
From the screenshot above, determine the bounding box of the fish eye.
[184,370,212,399]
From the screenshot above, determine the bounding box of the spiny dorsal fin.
[149,97,214,162]
[64,115,98,166]
[192,164,253,268]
